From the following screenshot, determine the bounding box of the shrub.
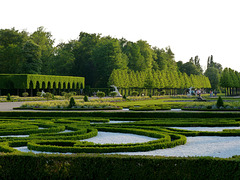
[123,95,127,100]
[160,90,165,95]
[22,92,29,97]
[216,96,224,108]
[97,91,105,98]
[68,97,76,108]
[64,92,73,100]
[36,91,42,97]
[110,91,118,98]
[84,95,89,102]
[132,91,138,96]
[6,93,11,101]
[43,92,52,101]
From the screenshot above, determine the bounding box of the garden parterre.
[1,110,240,178]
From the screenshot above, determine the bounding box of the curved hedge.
[2,115,240,155]
[26,131,186,153]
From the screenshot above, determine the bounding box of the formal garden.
[1,92,240,178]
[1,28,240,178]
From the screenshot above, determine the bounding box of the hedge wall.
[1,111,240,118]
[0,74,85,89]
[0,154,240,179]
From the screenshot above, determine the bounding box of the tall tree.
[22,40,41,74]
[73,32,101,87]
[136,40,154,71]
[0,28,28,73]
[92,37,128,87]
[179,62,201,76]
[50,42,75,76]
[30,26,55,74]
[121,41,144,71]
[204,67,220,90]
[207,55,222,73]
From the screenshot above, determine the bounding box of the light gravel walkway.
[0,102,24,111]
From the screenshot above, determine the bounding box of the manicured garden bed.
[1,110,240,178]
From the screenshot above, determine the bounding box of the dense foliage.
[0,27,213,89]
[108,69,211,89]
[1,154,240,179]
[220,67,240,95]
[0,74,84,89]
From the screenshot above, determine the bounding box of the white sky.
[1,0,240,72]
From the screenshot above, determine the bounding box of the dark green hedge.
[2,111,240,118]
[0,74,85,89]
[0,154,240,179]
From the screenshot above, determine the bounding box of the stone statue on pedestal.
[110,85,122,97]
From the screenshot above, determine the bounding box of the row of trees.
[108,69,211,89]
[0,27,186,88]
[220,68,240,95]
[1,26,235,92]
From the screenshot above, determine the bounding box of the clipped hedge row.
[27,133,186,153]
[0,125,65,136]
[26,126,186,153]
[0,154,240,179]
[29,128,98,141]
[0,74,85,89]
[2,111,240,118]
[14,107,123,111]
[129,105,171,111]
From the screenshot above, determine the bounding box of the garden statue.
[187,87,193,96]
[41,90,46,97]
[110,85,122,97]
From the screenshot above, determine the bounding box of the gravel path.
[0,102,24,111]
[109,136,240,158]
[170,127,240,131]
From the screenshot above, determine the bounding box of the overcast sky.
[1,0,240,71]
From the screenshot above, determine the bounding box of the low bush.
[110,91,118,98]
[97,91,105,98]
[217,96,224,108]
[22,92,29,97]
[68,97,76,108]
[131,91,138,96]
[83,95,88,102]
[6,93,11,101]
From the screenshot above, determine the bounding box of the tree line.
[109,69,211,89]
[0,26,235,91]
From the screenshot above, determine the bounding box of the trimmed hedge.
[1,111,240,118]
[0,154,240,179]
[26,127,186,153]
[0,74,85,89]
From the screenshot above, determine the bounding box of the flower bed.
[17,100,122,110]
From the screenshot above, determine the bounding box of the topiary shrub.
[160,90,165,95]
[69,97,76,108]
[6,93,11,101]
[64,92,73,100]
[36,91,41,97]
[97,91,105,98]
[22,92,29,97]
[43,92,52,101]
[131,91,138,96]
[110,91,118,98]
[216,96,224,108]
[84,95,89,102]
